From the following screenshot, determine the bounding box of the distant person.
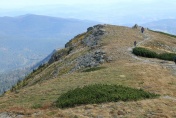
[134,41,137,47]
[141,27,145,33]
[173,56,176,64]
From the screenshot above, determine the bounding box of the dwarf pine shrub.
[133,47,176,61]
[132,47,157,58]
[56,84,158,108]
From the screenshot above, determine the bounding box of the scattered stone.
[117,110,125,115]
[132,24,139,29]
[97,115,104,118]
[0,112,24,118]
[72,49,108,71]
[119,75,126,78]
[82,25,105,47]
[111,114,118,118]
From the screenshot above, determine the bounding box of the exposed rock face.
[132,24,147,31]
[82,24,105,47]
[72,50,107,71]
[65,24,106,48]
[48,48,70,64]
[132,24,139,29]
[0,112,24,118]
[48,24,108,74]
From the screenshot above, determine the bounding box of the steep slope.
[0,24,176,117]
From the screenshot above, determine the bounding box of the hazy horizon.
[0,0,176,25]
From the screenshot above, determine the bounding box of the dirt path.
[128,30,176,76]
[163,95,176,101]
[127,29,176,101]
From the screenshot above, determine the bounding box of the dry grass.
[0,25,176,117]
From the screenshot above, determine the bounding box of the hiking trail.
[127,29,176,102]
[128,29,176,76]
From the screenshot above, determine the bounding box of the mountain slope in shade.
[142,19,176,35]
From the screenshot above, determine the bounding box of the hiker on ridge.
[173,56,176,64]
[134,41,137,47]
[141,27,144,33]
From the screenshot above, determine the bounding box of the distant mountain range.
[142,19,176,35]
[0,14,99,73]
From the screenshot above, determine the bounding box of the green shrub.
[158,53,176,61]
[56,84,158,108]
[133,47,158,58]
[132,47,176,61]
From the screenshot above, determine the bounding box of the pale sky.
[1,0,118,8]
[0,0,175,9]
[0,0,176,24]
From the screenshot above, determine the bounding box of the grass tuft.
[56,84,159,108]
[32,103,42,109]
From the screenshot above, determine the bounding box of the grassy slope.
[0,25,176,117]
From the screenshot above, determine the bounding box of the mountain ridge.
[1,24,176,117]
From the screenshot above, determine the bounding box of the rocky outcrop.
[48,24,108,73]
[82,24,105,47]
[65,24,106,49]
[132,24,147,31]
[71,50,110,72]
[0,112,24,118]
[48,48,70,64]
[132,24,139,29]
[49,24,106,65]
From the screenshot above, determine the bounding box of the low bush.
[133,47,176,61]
[56,84,158,108]
[132,47,157,58]
[158,53,176,61]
